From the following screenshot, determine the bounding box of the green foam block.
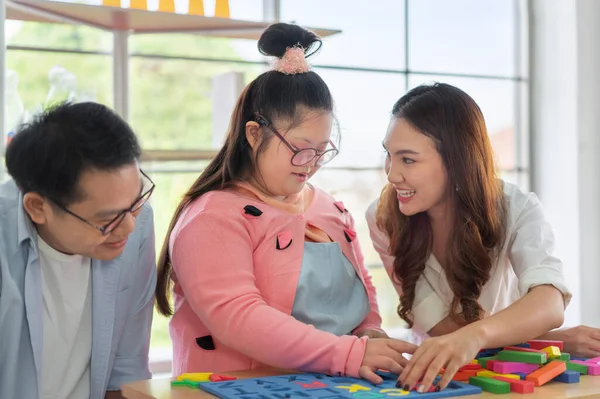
[478,355,498,369]
[498,350,547,364]
[566,361,588,374]
[469,376,511,394]
[553,359,588,374]
[547,353,571,365]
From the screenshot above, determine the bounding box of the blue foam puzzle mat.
[197,371,482,398]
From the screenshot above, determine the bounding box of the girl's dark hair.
[155,23,334,316]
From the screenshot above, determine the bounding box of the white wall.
[530,0,600,328]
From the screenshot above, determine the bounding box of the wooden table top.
[122,369,600,399]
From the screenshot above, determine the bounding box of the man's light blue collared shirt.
[0,179,157,399]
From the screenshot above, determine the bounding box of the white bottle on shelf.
[44,65,78,107]
[5,69,25,146]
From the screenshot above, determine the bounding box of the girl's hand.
[360,339,418,384]
[356,329,389,339]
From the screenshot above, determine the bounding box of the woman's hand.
[397,328,484,392]
[359,339,418,384]
[546,326,600,358]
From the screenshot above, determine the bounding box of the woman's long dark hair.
[377,83,508,327]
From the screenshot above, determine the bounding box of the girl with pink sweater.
[154,23,416,384]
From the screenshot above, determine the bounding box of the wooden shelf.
[6,0,342,38]
[140,149,219,162]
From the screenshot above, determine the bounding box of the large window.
[5,0,528,374]
[281,0,529,339]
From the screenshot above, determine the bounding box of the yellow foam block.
[476,370,521,380]
[177,372,213,382]
[470,360,479,365]
[541,346,561,359]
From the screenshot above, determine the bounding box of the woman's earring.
[456,184,460,192]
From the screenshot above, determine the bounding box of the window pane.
[408,76,517,171]
[280,0,406,69]
[499,170,529,193]
[146,167,207,356]
[408,0,516,76]
[130,59,261,150]
[6,51,112,113]
[316,68,405,168]
[6,21,113,52]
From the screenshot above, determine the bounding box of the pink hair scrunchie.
[272,46,311,75]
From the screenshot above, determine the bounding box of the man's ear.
[23,192,50,225]
[245,121,261,149]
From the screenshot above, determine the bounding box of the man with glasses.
[0,102,156,399]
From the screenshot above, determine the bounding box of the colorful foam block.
[476,370,521,380]
[493,361,539,374]
[541,346,562,359]
[469,376,511,394]
[171,380,200,388]
[553,370,580,384]
[527,340,564,351]
[513,372,528,380]
[492,376,535,394]
[451,370,480,381]
[177,372,213,382]
[458,364,483,371]
[512,343,532,348]
[571,356,590,361]
[504,346,545,354]
[526,360,566,386]
[565,361,589,374]
[572,360,600,375]
[478,356,498,369]
[485,360,499,371]
[209,374,238,382]
[477,349,502,359]
[498,350,547,364]
[559,353,571,362]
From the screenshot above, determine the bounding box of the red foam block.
[493,376,535,394]
[527,340,564,351]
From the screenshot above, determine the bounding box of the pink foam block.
[493,361,539,374]
[485,360,499,371]
[572,360,600,375]
[588,357,600,364]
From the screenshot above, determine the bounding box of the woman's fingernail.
[395,381,402,388]
[417,386,425,393]
[403,384,410,391]
[435,386,441,392]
